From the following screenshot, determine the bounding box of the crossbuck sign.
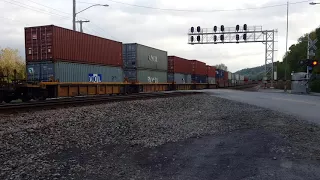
[309,38,318,51]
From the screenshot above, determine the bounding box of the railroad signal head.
[243,33,247,41]
[214,26,217,32]
[214,35,217,41]
[311,60,318,66]
[191,27,194,33]
[236,34,239,41]
[191,36,194,42]
[243,24,247,31]
[220,34,224,41]
[197,26,201,32]
[236,25,240,31]
[197,35,201,42]
[221,25,224,32]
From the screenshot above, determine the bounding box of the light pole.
[73,2,109,31]
[284,1,289,92]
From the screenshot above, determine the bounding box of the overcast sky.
[1,0,320,72]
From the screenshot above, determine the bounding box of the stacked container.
[215,69,225,87]
[123,43,168,83]
[167,56,192,84]
[206,65,216,84]
[228,71,232,86]
[191,60,207,83]
[240,75,245,85]
[25,25,123,82]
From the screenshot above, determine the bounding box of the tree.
[215,63,228,71]
[0,48,26,81]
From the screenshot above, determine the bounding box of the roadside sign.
[309,38,318,51]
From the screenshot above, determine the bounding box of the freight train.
[0,25,256,103]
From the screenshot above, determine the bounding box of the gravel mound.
[1,94,320,179]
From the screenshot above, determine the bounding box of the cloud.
[1,0,320,72]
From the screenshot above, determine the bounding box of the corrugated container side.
[25,25,122,66]
[191,60,207,76]
[208,77,216,84]
[123,43,168,71]
[27,61,123,82]
[171,73,192,84]
[167,73,174,83]
[124,68,167,83]
[223,71,229,81]
[232,73,236,80]
[244,76,249,81]
[228,72,232,80]
[240,75,245,81]
[192,75,207,83]
[168,56,192,74]
[206,65,216,77]
[215,69,224,79]
[236,74,240,80]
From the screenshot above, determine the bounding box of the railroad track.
[0,91,202,112]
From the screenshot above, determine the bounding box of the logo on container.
[148,76,159,83]
[28,67,34,74]
[148,55,158,63]
[89,74,102,83]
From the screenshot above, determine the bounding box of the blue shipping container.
[167,73,174,83]
[192,75,207,83]
[27,62,54,82]
[215,69,224,79]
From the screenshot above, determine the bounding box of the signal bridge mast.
[187,24,278,87]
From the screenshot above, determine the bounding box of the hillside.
[235,65,265,80]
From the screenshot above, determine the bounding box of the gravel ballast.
[1,94,320,179]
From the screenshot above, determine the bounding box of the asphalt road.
[204,89,320,124]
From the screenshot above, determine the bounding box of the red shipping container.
[168,56,192,74]
[191,60,207,76]
[206,65,216,77]
[223,71,229,81]
[25,25,122,67]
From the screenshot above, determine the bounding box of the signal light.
[221,25,224,32]
[236,25,239,31]
[220,34,224,41]
[191,36,194,42]
[197,35,200,42]
[191,27,194,33]
[243,24,247,31]
[243,33,247,41]
[311,60,318,66]
[197,26,201,32]
[236,34,239,41]
[214,26,217,32]
[214,35,217,41]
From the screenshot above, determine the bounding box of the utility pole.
[76,20,90,33]
[284,1,289,91]
[73,0,76,31]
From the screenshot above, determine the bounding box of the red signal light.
[312,60,318,66]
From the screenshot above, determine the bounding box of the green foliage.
[235,65,265,80]
[215,63,228,71]
[0,47,26,81]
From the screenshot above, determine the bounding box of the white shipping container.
[208,77,216,84]
[228,72,232,80]
[236,74,240,80]
[240,75,244,81]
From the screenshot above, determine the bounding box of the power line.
[0,0,70,19]
[26,0,70,16]
[78,0,312,12]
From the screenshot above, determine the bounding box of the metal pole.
[73,0,76,31]
[306,33,310,93]
[284,1,289,91]
[271,30,275,88]
[80,21,83,32]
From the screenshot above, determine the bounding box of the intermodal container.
[123,43,168,71]
[224,71,229,81]
[25,25,122,66]
[168,56,192,74]
[232,73,236,80]
[240,75,244,81]
[27,61,123,82]
[167,73,192,84]
[236,74,240,80]
[215,69,224,79]
[208,77,216,84]
[191,60,207,76]
[228,72,232,80]
[191,75,207,83]
[124,69,167,83]
[206,65,216,77]
[244,76,249,81]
